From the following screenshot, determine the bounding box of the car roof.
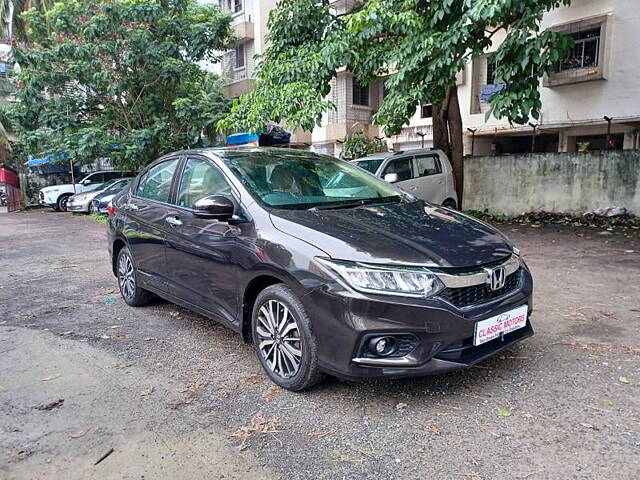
[153,147,337,164]
[353,148,444,162]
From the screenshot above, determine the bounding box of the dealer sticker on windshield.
[473,305,528,346]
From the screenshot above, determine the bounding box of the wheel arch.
[240,274,286,343]
[111,237,128,276]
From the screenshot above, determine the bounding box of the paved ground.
[1,210,639,480]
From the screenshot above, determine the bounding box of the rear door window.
[414,155,442,177]
[136,159,179,203]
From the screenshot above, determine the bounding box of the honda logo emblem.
[485,266,506,291]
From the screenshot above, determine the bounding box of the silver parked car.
[67,178,133,214]
[351,149,458,209]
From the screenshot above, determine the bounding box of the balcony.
[233,20,254,41]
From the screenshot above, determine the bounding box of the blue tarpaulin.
[480,83,506,102]
[26,152,70,167]
[226,132,259,146]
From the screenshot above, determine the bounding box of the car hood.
[41,184,77,192]
[70,189,101,202]
[269,201,513,268]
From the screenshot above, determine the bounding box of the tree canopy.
[8,0,234,170]
[219,0,574,202]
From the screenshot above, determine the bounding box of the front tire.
[57,194,72,212]
[116,246,154,307]
[442,198,457,210]
[252,284,324,391]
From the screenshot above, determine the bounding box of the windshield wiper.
[309,196,402,211]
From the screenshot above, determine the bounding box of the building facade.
[219,0,640,156]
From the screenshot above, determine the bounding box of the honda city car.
[107,148,533,390]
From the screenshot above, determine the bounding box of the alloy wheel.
[256,300,303,379]
[118,253,136,300]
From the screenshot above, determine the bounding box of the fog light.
[368,336,397,357]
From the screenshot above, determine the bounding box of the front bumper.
[67,200,91,212]
[303,268,534,380]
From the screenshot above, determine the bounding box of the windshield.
[223,152,403,210]
[353,158,384,174]
[107,179,131,192]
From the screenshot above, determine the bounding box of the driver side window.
[177,157,231,209]
[382,158,414,182]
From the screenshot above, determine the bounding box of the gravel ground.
[1,210,639,480]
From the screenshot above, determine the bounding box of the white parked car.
[351,149,458,209]
[39,170,134,212]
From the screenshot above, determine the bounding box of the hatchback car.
[108,148,533,391]
[352,149,458,209]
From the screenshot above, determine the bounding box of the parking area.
[1,210,639,479]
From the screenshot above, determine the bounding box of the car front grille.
[437,269,523,309]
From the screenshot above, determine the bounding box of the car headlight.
[316,258,445,298]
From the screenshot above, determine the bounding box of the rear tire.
[57,194,72,212]
[252,284,325,391]
[116,246,154,307]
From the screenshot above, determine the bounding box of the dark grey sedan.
[107,148,533,390]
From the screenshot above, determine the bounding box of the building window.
[544,16,609,87]
[560,27,600,71]
[486,60,498,85]
[352,79,369,106]
[222,0,242,13]
[235,43,245,69]
[420,104,433,119]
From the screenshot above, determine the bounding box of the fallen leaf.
[70,428,90,439]
[262,386,280,401]
[427,424,442,435]
[521,412,534,420]
[140,387,154,397]
[496,408,511,417]
[598,230,613,236]
[580,422,599,431]
[41,374,61,382]
[34,399,64,410]
[109,325,122,329]
[101,334,131,340]
[395,402,408,411]
[619,376,630,384]
[231,411,283,451]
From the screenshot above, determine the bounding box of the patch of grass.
[89,213,107,225]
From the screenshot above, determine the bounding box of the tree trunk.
[447,85,464,209]
[431,86,464,209]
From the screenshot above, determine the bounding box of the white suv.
[351,149,458,209]
[39,170,134,211]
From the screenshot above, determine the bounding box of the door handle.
[409,186,417,191]
[165,215,182,226]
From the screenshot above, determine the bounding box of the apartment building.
[397,0,640,154]
[219,0,640,156]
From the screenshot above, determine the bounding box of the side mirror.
[384,172,399,183]
[81,179,92,186]
[193,195,235,220]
